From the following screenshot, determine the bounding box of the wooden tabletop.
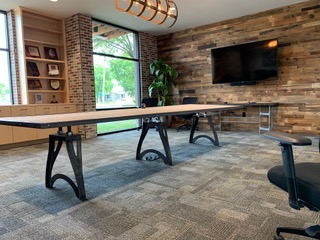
[0,104,242,129]
[217,102,278,106]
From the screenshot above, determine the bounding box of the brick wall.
[65,14,97,139]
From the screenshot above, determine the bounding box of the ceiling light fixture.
[115,0,178,28]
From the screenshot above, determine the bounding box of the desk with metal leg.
[0,104,241,200]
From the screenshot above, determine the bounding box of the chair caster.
[274,234,285,240]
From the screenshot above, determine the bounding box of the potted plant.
[148,59,178,106]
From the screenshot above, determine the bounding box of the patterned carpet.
[0,129,319,240]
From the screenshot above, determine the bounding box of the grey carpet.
[0,130,319,240]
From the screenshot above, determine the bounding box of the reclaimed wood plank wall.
[157,0,320,134]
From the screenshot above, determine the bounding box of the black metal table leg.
[157,122,172,165]
[136,119,172,165]
[45,128,86,200]
[189,113,219,146]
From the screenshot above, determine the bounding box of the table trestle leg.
[45,129,86,200]
[189,113,220,146]
[136,120,173,165]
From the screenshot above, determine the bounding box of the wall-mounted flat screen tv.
[211,39,278,86]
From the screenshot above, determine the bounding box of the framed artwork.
[28,79,42,89]
[26,61,40,76]
[35,93,42,104]
[25,45,41,58]
[44,47,59,60]
[47,64,59,76]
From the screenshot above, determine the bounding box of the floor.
[0,129,319,240]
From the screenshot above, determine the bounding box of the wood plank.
[157,0,320,134]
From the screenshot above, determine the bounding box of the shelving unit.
[15,7,69,104]
[218,103,278,133]
[258,104,276,132]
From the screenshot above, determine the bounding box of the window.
[0,11,12,104]
[92,19,140,134]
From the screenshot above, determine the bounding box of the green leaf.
[148,59,178,106]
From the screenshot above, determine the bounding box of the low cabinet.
[0,104,78,146]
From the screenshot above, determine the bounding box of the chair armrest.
[265,131,312,210]
[263,132,312,146]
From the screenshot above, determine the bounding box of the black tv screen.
[211,39,278,86]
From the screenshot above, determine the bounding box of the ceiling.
[0,0,308,36]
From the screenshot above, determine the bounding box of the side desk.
[217,102,278,133]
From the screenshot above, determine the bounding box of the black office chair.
[263,131,320,240]
[176,97,198,132]
[141,97,158,107]
[141,98,159,129]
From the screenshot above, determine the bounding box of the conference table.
[0,104,241,199]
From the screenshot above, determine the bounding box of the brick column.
[139,32,157,99]
[65,14,96,139]
[65,16,156,137]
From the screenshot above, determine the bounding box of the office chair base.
[176,122,193,132]
[176,121,199,132]
[275,225,320,239]
[176,123,192,132]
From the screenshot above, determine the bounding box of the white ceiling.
[0,0,308,35]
